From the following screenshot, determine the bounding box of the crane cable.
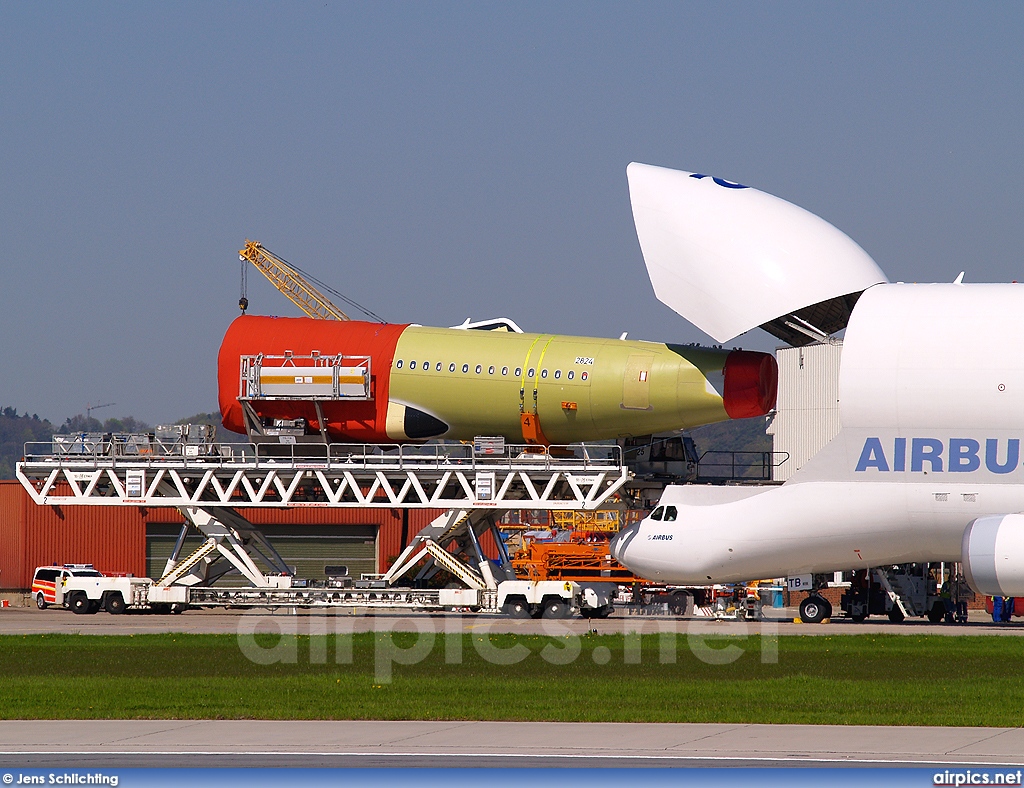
[238,243,386,323]
[284,258,386,324]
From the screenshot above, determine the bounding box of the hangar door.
[146,523,378,584]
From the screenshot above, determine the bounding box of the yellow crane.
[238,240,350,320]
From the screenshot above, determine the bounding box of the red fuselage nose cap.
[723,350,778,418]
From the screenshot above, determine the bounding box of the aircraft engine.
[962,514,1024,597]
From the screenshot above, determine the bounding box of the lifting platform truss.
[16,437,629,602]
[17,438,628,511]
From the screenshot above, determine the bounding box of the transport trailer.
[18,430,625,619]
[51,569,582,618]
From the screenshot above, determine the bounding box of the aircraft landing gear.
[799,595,832,624]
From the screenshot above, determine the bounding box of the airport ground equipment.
[839,564,946,623]
[17,432,625,616]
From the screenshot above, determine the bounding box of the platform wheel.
[503,597,531,619]
[888,606,906,623]
[541,598,570,619]
[104,593,126,615]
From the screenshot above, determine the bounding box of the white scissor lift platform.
[16,432,629,618]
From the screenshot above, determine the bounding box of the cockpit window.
[650,506,664,521]
[663,506,678,522]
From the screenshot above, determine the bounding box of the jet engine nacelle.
[962,514,1024,597]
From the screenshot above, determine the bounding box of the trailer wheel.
[104,593,126,615]
[850,611,867,623]
[598,604,614,618]
[668,591,690,617]
[799,596,829,624]
[35,593,47,610]
[69,593,91,615]
[541,598,570,619]
[503,597,531,618]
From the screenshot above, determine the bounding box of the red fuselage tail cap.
[723,350,778,419]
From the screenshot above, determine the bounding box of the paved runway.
[1,605,1022,636]
[0,720,1022,768]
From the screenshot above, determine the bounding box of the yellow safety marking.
[260,375,335,384]
[518,335,544,413]
[532,337,557,413]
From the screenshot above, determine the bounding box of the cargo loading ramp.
[17,439,629,511]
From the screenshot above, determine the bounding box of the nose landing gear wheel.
[799,595,832,624]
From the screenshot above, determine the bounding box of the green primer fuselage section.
[388,326,730,443]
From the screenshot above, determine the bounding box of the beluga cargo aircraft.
[612,162,1024,618]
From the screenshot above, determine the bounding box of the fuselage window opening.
[409,361,416,370]
[462,364,469,373]
[502,366,509,376]
[650,506,664,521]
[449,363,456,373]
[488,365,495,375]
[396,360,403,369]
[554,370,561,379]
[515,367,522,377]
[663,506,678,522]
[567,370,574,380]
[541,369,548,379]
[475,364,482,374]
[423,361,429,370]
[436,362,442,371]
[528,368,535,378]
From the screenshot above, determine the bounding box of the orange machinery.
[508,510,648,583]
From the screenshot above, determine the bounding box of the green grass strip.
[1,632,1022,726]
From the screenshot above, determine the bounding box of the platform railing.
[22,438,622,472]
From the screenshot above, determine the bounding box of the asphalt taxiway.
[0,720,1022,768]
[1,605,1021,636]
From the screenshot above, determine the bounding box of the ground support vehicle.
[505,518,721,618]
[836,564,946,623]
[32,564,108,612]
[18,434,622,617]
[785,563,949,624]
[52,571,580,618]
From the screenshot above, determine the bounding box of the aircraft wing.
[627,162,888,346]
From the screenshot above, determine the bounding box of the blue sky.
[2,3,1022,424]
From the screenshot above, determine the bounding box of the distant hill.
[690,415,773,456]
[56,414,151,435]
[0,407,239,479]
[0,408,58,479]
[175,411,221,428]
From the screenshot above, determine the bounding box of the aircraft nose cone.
[610,522,641,564]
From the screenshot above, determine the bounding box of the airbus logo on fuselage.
[855,437,1021,474]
